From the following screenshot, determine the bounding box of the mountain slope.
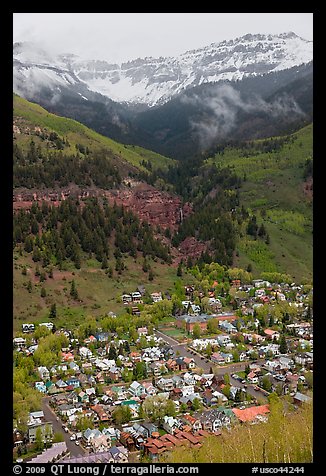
[13,94,175,173]
[13,32,312,107]
[132,62,313,159]
[206,124,313,281]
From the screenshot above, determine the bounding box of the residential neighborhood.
[13,276,313,463]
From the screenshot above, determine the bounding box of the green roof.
[121,400,137,406]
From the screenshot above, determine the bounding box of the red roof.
[232,404,270,422]
[264,329,278,336]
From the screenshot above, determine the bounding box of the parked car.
[70,434,76,441]
[75,440,80,446]
[63,427,69,433]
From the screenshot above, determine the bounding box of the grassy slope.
[13,94,175,172]
[13,250,187,332]
[207,124,313,282]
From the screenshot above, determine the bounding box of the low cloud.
[181,83,306,148]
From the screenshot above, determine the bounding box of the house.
[13,337,26,348]
[156,377,174,392]
[151,292,163,303]
[219,321,237,334]
[95,332,110,342]
[61,446,128,463]
[220,352,233,363]
[255,288,266,298]
[264,329,280,341]
[56,379,68,390]
[162,416,181,434]
[181,385,195,397]
[35,381,47,393]
[285,373,299,393]
[129,381,146,397]
[184,357,196,369]
[149,362,164,377]
[142,382,157,396]
[176,357,187,371]
[13,428,24,447]
[137,327,148,336]
[84,335,97,345]
[293,392,312,405]
[69,362,80,373]
[61,351,74,362]
[131,307,141,316]
[102,427,121,444]
[179,393,202,408]
[122,294,132,304]
[58,403,79,418]
[211,352,225,364]
[181,414,202,432]
[144,430,203,460]
[197,409,231,432]
[91,404,110,423]
[135,422,158,439]
[239,351,247,362]
[278,356,294,370]
[66,391,79,405]
[129,352,142,362]
[166,359,178,372]
[217,334,232,347]
[79,346,92,359]
[131,292,142,303]
[66,377,80,389]
[247,371,259,384]
[183,373,196,385]
[91,434,110,453]
[171,375,184,388]
[119,431,136,451]
[232,405,270,424]
[229,386,240,401]
[38,366,50,381]
[28,422,53,444]
[294,352,313,367]
[83,428,103,447]
[28,411,45,426]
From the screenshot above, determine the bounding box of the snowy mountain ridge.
[13,32,313,107]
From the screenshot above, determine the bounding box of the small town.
[13,275,313,464]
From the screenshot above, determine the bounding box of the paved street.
[155,329,268,402]
[42,397,85,457]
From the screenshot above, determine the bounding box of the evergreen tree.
[177,262,183,277]
[108,344,117,361]
[70,280,79,300]
[49,303,57,319]
[101,255,108,269]
[279,334,287,354]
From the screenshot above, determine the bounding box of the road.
[42,397,85,457]
[155,329,268,402]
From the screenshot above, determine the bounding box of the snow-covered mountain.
[13,32,312,107]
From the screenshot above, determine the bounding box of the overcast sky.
[13,13,313,64]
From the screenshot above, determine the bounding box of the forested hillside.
[206,124,313,281]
